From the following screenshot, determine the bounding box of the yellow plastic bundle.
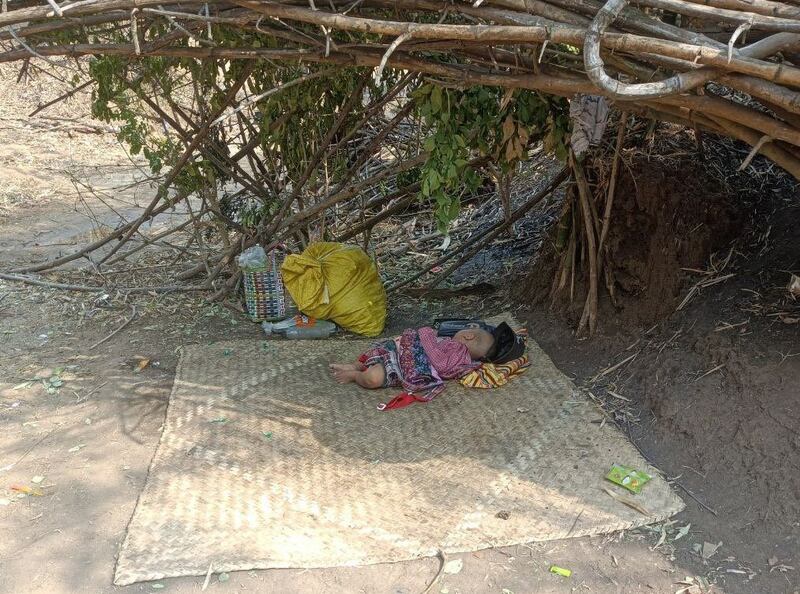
[280,242,387,337]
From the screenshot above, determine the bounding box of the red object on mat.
[377,392,428,411]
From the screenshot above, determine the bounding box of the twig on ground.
[606,390,630,401]
[201,563,213,591]
[591,351,639,383]
[420,549,447,594]
[602,486,651,515]
[0,425,59,475]
[75,381,108,404]
[672,480,718,516]
[694,363,725,382]
[0,272,206,293]
[677,273,736,310]
[89,305,137,350]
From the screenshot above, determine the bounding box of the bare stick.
[29,79,92,117]
[590,351,639,382]
[672,480,718,515]
[389,167,569,292]
[373,32,412,85]
[45,0,63,17]
[97,63,256,266]
[420,550,447,594]
[211,68,335,127]
[0,272,206,293]
[597,112,628,263]
[89,305,137,350]
[572,151,599,337]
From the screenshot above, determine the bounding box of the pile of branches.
[1,0,799,171]
[1,0,799,323]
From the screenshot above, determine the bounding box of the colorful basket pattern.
[242,248,297,322]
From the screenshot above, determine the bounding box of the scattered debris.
[675,576,710,594]
[601,486,651,515]
[67,444,86,453]
[549,565,572,578]
[136,358,151,372]
[768,556,795,573]
[605,464,651,494]
[591,352,639,383]
[606,390,630,402]
[442,559,463,575]
[31,475,44,484]
[678,250,735,311]
[697,541,722,560]
[218,572,230,582]
[40,369,64,395]
[262,431,273,439]
[201,562,213,591]
[673,524,691,541]
[693,363,725,383]
[10,484,43,496]
[209,417,228,424]
[788,274,800,298]
[495,510,511,520]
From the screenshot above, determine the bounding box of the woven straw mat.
[114,321,684,585]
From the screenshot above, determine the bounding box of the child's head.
[454,328,495,360]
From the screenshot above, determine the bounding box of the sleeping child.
[329,322,525,402]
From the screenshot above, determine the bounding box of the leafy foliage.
[414,83,568,231]
[77,17,570,234]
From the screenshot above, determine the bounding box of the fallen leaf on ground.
[788,274,800,297]
[443,559,463,574]
[675,577,703,594]
[10,484,43,496]
[770,563,795,572]
[701,541,722,560]
[136,358,151,372]
[673,523,691,541]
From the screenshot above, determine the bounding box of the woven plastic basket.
[242,248,297,322]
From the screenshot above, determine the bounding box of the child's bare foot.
[331,368,360,384]
[329,363,361,373]
[329,363,385,388]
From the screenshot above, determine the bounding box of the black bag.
[433,318,494,337]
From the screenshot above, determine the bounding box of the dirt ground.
[1,64,798,594]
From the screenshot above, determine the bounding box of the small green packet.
[605,464,652,494]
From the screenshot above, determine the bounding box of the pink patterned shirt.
[417,327,479,379]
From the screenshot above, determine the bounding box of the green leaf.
[430,86,442,113]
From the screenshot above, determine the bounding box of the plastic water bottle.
[262,315,336,338]
[261,317,300,335]
[284,321,336,339]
